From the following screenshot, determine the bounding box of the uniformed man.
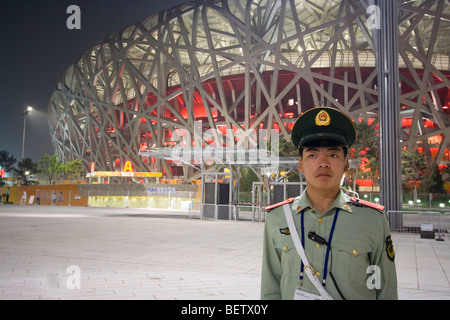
[261,107,398,300]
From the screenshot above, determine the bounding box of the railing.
[190,203,266,222]
[386,210,449,240]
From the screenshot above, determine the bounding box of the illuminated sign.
[86,171,162,178]
[123,161,133,172]
[0,169,4,179]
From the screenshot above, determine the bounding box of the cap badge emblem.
[315,110,331,126]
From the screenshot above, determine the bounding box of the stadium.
[48,0,450,183]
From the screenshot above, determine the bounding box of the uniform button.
[297,205,302,212]
[316,243,321,248]
[318,218,323,223]
[353,249,358,255]
[283,245,287,251]
[315,272,320,277]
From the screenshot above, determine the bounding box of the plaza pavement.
[0,204,449,300]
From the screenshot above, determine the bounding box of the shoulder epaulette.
[265,198,295,212]
[348,196,384,212]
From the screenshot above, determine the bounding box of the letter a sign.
[123,161,133,172]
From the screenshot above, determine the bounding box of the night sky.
[0,0,189,164]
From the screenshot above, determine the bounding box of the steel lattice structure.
[48,0,450,182]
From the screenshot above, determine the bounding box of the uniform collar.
[293,188,352,215]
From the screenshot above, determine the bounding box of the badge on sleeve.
[385,236,395,262]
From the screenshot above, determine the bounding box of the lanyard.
[299,208,340,287]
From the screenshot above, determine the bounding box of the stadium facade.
[48,0,450,183]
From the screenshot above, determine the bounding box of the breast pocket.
[332,239,372,282]
[278,239,301,277]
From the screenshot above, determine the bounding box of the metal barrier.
[194,204,266,222]
[439,212,450,241]
[240,204,265,222]
[386,210,448,240]
[194,207,450,231]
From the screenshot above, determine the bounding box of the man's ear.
[298,157,303,172]
[344,159,349,171]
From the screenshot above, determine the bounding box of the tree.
[0,149,16,185]
[38,154,63,185]
[421,165,445,195]
[348,120,379,191]
[276,137,301,182]
[64,159,85,180]
[239,167,260,192]
[402,148,427,205]
[14,157,39,186]
[352,121,379,159]
[278,137,299,157]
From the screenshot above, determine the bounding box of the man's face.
[298,146,349,192]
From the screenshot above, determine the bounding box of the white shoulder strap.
[282,204,333,300]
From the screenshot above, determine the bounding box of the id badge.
[294,289,322,300]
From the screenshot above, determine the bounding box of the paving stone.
[0,205,449,300]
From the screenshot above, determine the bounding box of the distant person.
[36,189,41,205]
[58,192,63,205]
[6,188,10,203]
[20,191,27,204]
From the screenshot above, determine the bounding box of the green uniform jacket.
[261,189,398,300]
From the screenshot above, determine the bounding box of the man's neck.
[306,187,340,214]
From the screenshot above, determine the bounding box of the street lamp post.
[21,106,33,159]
